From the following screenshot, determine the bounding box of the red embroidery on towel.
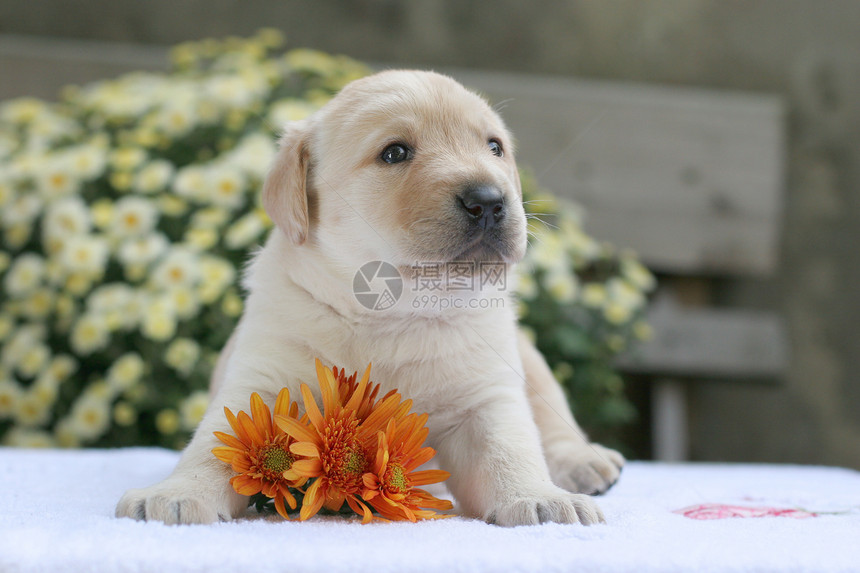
[674,503,817,520]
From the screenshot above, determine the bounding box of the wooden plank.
[616,295,789,378]
[447,68,786,276]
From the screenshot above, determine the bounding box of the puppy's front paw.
[488,487,605,526]
[116,479,240,525]
[547,442,625,495]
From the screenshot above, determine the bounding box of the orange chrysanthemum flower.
[362,415,454,521]
[274,359,411,523]
[212,388,307,519]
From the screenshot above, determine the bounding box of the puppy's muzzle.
[459,184,505,230]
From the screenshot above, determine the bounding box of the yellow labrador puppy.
[116,70,624,526]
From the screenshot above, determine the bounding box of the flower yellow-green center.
[259,444,293,479]
[383,462,409,493]
[344,448,366,475]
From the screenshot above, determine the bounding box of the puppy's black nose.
[459,185,505,230]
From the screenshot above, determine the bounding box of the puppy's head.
[263,70,527,268]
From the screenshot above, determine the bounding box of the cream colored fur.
[116,70,623,526]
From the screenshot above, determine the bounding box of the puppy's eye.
[488,139,504,157]
[381,144,411,164]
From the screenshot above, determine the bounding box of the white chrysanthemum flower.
[4,253,46,297]
[604,302,633,326]
[44,196,91,237]
[67,393,111,442]
[0,378,22,418]
[107,353,145,392]
[544,268,579,303]
[225,133,276,179]
[156,408,181,435]
[153,100,197,137]
[191,206,231,229]
[166,338,201,377]
[173,165,209,203]
[87,283,136,330]
[35,158,80,199]
[48,354,78,381]
[42,197,92,254]
[179,390,209,430]
[515,268,538,300]
[60,235,109,275]
[528,229,566,270]
[0,97,49,123]
[169,285,201,319]
[198,255,237,303]
[87,283,134,314]
[140,295,177,341]
[620,256,656,292]
[14,390,53,427]
[208,164,248,210]
[16,343,51,378]
[269,98,318,126]
[582,283,609,308]
[90,199,114,230]
[70,313,111,355]
[110,147,148,171]
[558,220,600,261]
[224,211,266,249]
[184,227,219,251]
[2,193,42,226]
[607,278,646,313]
[133,159,174,194]
[0,325,45,370]
[118,232,169,269]
[2,427,56,448]
[113,401,137,427]
[62,142,108,180]
[152,247,200,288]
[206,74,257,108]
[110,196,158,238]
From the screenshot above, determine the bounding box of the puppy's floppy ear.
[263,120,311,245]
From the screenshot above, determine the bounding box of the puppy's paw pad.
[489,489,605,526]
[548,442,625,495]
[116,483,227,525]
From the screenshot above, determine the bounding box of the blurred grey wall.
[2,0,859,468]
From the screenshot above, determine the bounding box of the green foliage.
[517,171,655,448]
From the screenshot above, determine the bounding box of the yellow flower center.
[259,444,293,479]
[344,448,366,475]
[383,462,409,494]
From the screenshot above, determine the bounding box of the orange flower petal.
[250,392,273,440]
[213,431,246,450]
[406,469,451,486]
[223,407,250,445]
[275,415,318,444]
[274,493,290,520]
[231,474,263,496]
[300,382,325,431]
[404,446,436,472]
[300,478,326,521]
[291,457,323,476]
[237,411,265,446]
[211,446,240,464]
[347,496,374,524]
[273,387,292,418]
[289,441,320,458]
